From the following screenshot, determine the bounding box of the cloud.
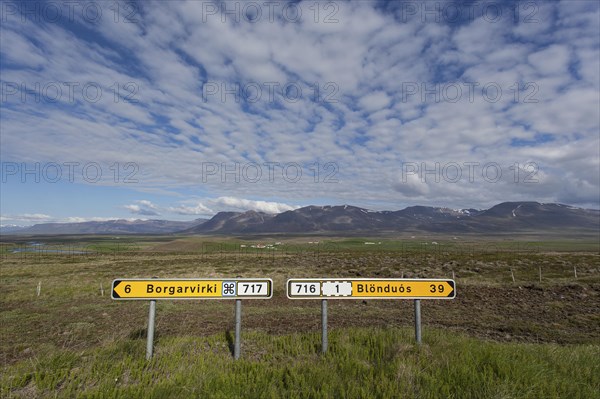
[0,214,135,225]
[358,91,392,113]
[123,197,300,217]
[168,202,213,216]
[166,196,299,216]
[212,196,300,214]
[63,216,133,223]
[0,213,53,222]
[393,173,430,198]
[0,28,46,68]
[123,200,161,216]
[528,44,571,76]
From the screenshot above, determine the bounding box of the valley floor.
[1,238,599,397]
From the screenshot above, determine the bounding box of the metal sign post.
[146,300,156,360]
[414,299,421,345]
[321,299,328,353]
[234,299,242,360]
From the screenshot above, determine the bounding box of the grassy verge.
[2,328,598,398]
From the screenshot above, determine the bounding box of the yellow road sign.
[112,278,272,300]
[287,278,455,299]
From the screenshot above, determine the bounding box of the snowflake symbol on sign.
[222,281,236,296]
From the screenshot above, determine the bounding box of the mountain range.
[2,202,598,236]
[185,202,599,235]
[0,219,206,235]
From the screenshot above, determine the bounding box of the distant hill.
[0,225,28,234]
[184,202,599,235]
[3,202,598,236]
[2,219,206,235]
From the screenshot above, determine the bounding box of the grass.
[1,236,599,397]
[2,328,598,398]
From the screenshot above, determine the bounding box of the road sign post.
[321,299,328,353]
[287,278,455,346]
[234,299,242,360]
[414,299,421,345]
[146,300,156,360]
[112,278,272,360]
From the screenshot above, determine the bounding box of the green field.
[1,236,599,398]
[2,328,598,398]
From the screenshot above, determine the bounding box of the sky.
[1,0,599,226]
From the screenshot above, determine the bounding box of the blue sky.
[1,0,599,225]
